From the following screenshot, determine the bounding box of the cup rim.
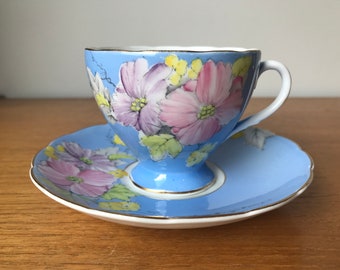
[85,46,259,53]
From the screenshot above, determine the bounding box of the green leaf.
[149,146,167,161]
[99,201,140,211]
[141,134,183,161]
[200,143,216,153]
[101,184,138,201]
[108,153,134,160]
[164,138,182,158]
[141,134,172,146]
[186,151,207,167]
[186,143,217,167]
[232,56,252,77]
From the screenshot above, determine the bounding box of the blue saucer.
[30,125,313,229]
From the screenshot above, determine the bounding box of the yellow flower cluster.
[44,145,65,159]
[165,55,203,85]
[95,93,110,107]
[109,169,128,178]
[113,134,125,146]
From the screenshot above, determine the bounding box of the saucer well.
[30,125,313,229]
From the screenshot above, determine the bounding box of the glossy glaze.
[85,48,291,193]
[30,124,313,228]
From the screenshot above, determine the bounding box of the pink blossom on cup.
[160,60,243,145]
[230,76,243,93]
[112,58,171,135]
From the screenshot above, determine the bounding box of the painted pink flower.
[112,58,171,135]
[38,159,116,197]
[160,60,243,145]
[56,142,124,171]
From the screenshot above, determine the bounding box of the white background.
[0,0,339,98]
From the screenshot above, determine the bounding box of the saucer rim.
[30,167,313,220]
[29,124,314,228]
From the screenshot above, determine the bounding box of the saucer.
[30,125,313,229]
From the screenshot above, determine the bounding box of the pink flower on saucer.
[160,60,243,145]
[38,159,116,197]
[112,58,171,135]
[56,142,124,171]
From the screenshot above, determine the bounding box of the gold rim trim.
[85,46,260,53]
[130,179,216,195]
[126,161,218,195]
[29,128,315,222]
[29,154,314,221]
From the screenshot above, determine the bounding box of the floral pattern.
[111,58,171,135]
[87,54,252,163]
[34,125,273,214]
[87,68,115,123]
[186,143,217,167]
[160,60,242,145]
[37,140,140,211]
[38,159,115,197]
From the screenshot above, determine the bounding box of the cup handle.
[229,60,291,137]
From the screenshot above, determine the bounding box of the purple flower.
[56,142,120,171]
[38,159,116,197]
[112,58,171,135]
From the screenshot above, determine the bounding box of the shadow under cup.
[85,47,290,197]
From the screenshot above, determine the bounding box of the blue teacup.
[85,47,291,195]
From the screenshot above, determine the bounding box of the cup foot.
[122,161,226,200]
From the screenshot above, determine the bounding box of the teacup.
[85,47,291,195]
